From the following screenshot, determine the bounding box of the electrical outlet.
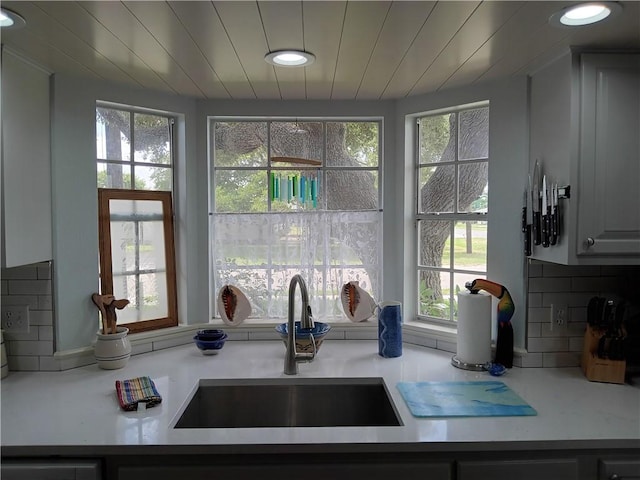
[555,305,568,326]
[1,305,30,333]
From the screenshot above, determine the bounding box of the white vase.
[95,327,131,370]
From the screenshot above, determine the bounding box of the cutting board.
[397,381,537,418]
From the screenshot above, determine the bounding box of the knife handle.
[524,224,532,256]
[550,207,558,245]
[542,211,550,248]
[532,211,541,245]
[521,206,527,233]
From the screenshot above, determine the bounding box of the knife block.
[581,325,626,384]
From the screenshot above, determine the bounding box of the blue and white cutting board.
[397,381,537,418]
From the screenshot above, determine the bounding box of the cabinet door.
[599,459,640,480]
[458,458,578,480]
[578,53,640,256]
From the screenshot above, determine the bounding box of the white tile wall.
[518,260,640,368]
[1,261,56,372]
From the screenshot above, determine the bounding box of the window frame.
[208,117,383,322]
[415,103,489,327]
[97,188,178,333]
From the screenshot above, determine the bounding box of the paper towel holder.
[451,355,487,371]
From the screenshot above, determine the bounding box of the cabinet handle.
[585,237,596,247]
[609,475,620,480]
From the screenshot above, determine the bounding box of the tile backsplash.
[1,261,56,371]
[521,260,639,368]
[2,260,639,371]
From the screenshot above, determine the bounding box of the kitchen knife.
[532,161,541,245]
[523,189,532,256]
[550,183,559,245]
[541,175,550,247]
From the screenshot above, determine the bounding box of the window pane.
[134,114,171,165]
[458,163,488,213]
[452,272,486,322]
[270,169,321,211]
[215,170,267,213]
[418,269,450,320]
[419,113,455,164]
[419,220,451,267]
[419,165,454,214]
[458,107,489,161]
[271,121,323,164]
[96,108,130,161]
[113,272,169,324]
[134,165,172,191]
[326,122,379,167]
[453,221,487,272]
[97,162,131,189]
[325,170,378,210]
[214,122,268,167]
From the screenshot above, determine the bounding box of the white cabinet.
[529,51,640,265]
[0,48,52,268]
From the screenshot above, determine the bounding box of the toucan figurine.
[465,279,514,368]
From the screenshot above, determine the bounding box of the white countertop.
[1,341,639,454]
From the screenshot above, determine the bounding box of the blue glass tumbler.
[378,301,402,358]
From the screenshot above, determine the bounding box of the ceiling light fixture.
[549,2,622,27]
[265,50,315,67]
[0,7,26,29]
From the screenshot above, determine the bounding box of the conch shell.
[217,285,251,326]
[340,281,376,323]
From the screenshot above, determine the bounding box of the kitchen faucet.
[284,274,316,375]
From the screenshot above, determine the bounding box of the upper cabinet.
[529,51,640,265]
[1,48,52,268]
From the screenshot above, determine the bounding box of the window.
[210,119,382,322]
[95,105,178,333]
[416,104,489,325]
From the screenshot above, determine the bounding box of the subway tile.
[0,295,39,309]
[528,307,550,323]
[224,331,249,341]
[528,293,543,308]
[131,342,153,356]
[527,322,541,338]
[518,352,543,368]
[403,334,437,349]
[569,336,584,352]
[38,295,53,311]
[1,280,7,296]
[542,352,580,367]
[152,334,192,351]
[527,337,569,352]
[36,262,52,279]
[248,330,278,341]
[8,279,51,296]
[542,292,593,308]
[570,307,587,323]
[6,340,53,356]
[571,276,610,292]
[29,310,53,326]
[58,354,96,371]
[345,329,377,340]
[541,263,601,277]
[567,321,586,337]
[600,265,639,276]
[527,261,543,278]
[528,277,571,293]
[7,355,40,371]
[541,321,569,337]
[3,329,38,341]
[1,266,38,280]
[39,356,61,371]
[38,325,54,341]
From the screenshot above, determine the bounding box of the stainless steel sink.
[174,377,403,428]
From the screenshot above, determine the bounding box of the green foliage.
[343,122,379,167]
[419,280,460,320]
[418,114,451,164]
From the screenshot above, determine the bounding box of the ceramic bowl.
[275,321,331,353]
[194,332,228,355]
[196,329,226,341]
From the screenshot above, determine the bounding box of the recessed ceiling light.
[549,2,622,27]
[265,50,315,67]
[0,7,26,29]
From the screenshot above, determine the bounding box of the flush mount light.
[0,7,26,29]
[265,50,315,67]
[549,2,622,27]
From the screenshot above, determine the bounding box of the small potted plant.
[91,293,131,369]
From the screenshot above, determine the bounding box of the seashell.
[340,281,376,323]
[217,285,251,326]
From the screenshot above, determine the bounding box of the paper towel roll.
[456,291,492,366]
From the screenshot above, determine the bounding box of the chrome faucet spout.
[284,274,316,375]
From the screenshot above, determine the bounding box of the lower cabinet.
[117,462,452,480]
[458,458,579,480]
[599,458,640,480]
[1,459,101,480]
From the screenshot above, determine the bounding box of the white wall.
[50,74,199,351]
[49,72,528,353]
[396,76,530,349]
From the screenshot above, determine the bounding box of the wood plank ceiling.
[1,1,639,100]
